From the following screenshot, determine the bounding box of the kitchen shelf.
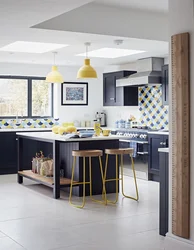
[18,170,78,187]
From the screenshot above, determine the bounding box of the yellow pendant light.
[77,42,97,79]
[46,52,64,83]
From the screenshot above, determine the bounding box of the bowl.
[102,129,110,136]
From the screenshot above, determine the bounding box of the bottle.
[94,120,101,136]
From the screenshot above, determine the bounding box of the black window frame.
[0,75,54,119]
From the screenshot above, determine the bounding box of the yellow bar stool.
[69,150,105,209]
[104,148,139,205]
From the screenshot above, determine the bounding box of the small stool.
[104,148,139,204]
[69,150,105,208]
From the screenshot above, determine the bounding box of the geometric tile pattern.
[139,86,168,129]
[0,118,60,129]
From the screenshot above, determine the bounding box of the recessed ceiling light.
[76,48,146,58]
[0,41,69,53]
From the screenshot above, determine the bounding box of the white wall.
[164,57,169,64]
[0,62,103,124]
[57,67,103,124]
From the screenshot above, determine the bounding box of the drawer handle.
[110,97,115,101]
[160,142,163,145]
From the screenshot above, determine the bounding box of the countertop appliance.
[95,112,106,127]
[116,57,164,87]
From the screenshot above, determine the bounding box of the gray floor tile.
[0,174,164,250]
[0,231,6,238]
[0,237,25,250]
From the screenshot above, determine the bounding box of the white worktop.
[148,131,169,135]
[16,132,122,142]
[158,148,169,153]
[0,127,115,133]
[0,128,52,132]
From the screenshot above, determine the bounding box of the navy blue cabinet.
[162,65,169,105]
[0,132,17,174]
[103,71,138,106]
[148,134,168,181]
[159,151,169,236]
[0,130,52,175]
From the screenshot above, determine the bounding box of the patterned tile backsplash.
[0,118,60,129]
[139,86,168,129]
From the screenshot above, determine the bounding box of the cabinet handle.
[160,142,163,145]
[16,138,18,141]
[110,97,115,101]
[163,142,166,146]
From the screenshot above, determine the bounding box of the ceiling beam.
[33,3,168,42]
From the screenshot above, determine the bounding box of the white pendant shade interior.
[77,42,97,79]
[46,52,64,83]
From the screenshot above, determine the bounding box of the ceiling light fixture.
[114,39,124,46]
[77,42,97,79]
[76,48,146,59]
[46,52,64,84]
[0,41,68,53]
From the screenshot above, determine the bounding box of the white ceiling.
[96,0,168,13]
[0,0,169,67]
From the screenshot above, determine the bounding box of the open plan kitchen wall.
[104,85,169,129]
[0,62,103,126]
[103,61,169,128]
[57,67,103,123]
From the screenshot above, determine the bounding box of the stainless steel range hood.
[116,57,164,87]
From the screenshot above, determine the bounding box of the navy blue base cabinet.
[0,130,52,175]
[0,132,17,175]
[159,151,169,236]
[148,134,168,182]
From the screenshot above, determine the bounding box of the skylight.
[0,41,69,53]
[76,48,146,58]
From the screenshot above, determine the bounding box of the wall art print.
[61,82,88,106]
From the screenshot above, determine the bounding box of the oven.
[114,129,149,180]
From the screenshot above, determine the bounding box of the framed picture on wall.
[61,82,88,106]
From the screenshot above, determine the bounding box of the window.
[0,76,53,118]
[0,78,28,117]
[32,79,52,117]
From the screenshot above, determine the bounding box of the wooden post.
[171,32,190,239]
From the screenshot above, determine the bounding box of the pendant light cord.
[86,44,88,58]
[85,42,90,59]
[53,52,56,65]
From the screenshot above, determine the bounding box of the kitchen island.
[17,132,120,199]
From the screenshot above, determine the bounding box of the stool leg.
[69,156,86,208]
[89,156,106,204]
[99,156,106,204]
[115,154,119,203]
[69,156,76,206]
[105,154,119,205]
[82,156,86,208]
[121,154,139,201]
[89,156,92,198]
[104,154,109,205]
